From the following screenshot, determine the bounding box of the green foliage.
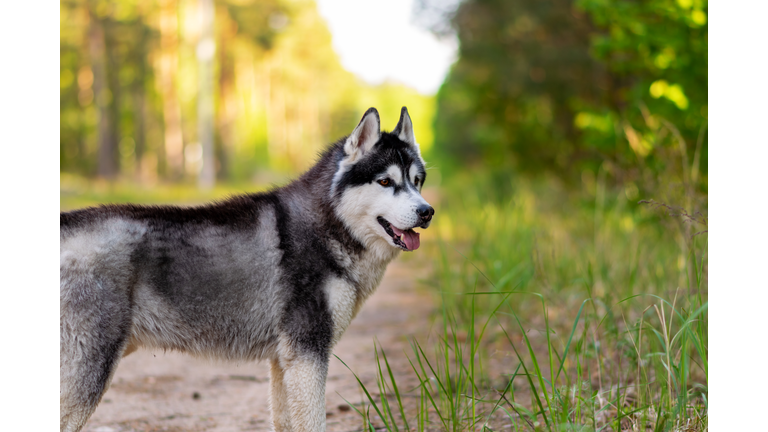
[428,0,707,189]
[576,0,708,179]
[61,0,155,175]
[432,0,603,173]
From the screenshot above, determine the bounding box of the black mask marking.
[334,132,426,197]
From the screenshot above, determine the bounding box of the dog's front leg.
[281,354,328,432]
[269,357,293,432]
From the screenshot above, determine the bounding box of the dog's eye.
[414,178,420,187]
[378,178,390,186]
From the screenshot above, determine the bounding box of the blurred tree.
[60,0,437,182]
[576,0,708,190]
[420,0,707,190]
[431,0,608,173]
[198,0,216,188]
[61,0,162,180]
[130,18,151,179]
[87,2,118,179]
[159,0,185,179]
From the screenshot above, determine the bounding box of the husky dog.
[60,107,434,432]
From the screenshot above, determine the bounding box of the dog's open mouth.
[377,216,420,251]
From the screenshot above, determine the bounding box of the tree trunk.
[159,0,184,180]
[88,7,117,179]
[133,31,147,180]
[216,6,237,181]
[104,17,122,178]
[198,0,216,188]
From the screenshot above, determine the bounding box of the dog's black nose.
[417,204,434,222]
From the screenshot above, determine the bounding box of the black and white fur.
[60,107,434,432]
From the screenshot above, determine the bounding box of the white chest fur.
[323,242,397,346]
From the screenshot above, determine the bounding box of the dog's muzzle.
[417,204,434,228]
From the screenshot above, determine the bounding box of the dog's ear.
[344,108,381,160]
[393,106,416,148]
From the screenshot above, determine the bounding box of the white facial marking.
[336,177,430,251]
[408,164,420,187]
[333,107,431,251]
[385,165,402,185]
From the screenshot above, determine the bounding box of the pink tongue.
[391,226,421,251]
[403,229,420,250]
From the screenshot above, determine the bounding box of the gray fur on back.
[61,141,370,362]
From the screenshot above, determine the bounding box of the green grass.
[344,171,707,431]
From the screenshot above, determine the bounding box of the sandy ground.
[82,258,435,432]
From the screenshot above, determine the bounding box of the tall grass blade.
[334,354,390,429]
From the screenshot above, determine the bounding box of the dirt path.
[83,258,435,432]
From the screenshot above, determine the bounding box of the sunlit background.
[60,0,707,200]
[60,0,707,196]
[59,0,710,430]
[60,0,458,193]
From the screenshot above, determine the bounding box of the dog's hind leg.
[60,269,133,432]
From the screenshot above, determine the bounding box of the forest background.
[60,0,707,195]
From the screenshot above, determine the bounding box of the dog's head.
[332,107,434,252]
